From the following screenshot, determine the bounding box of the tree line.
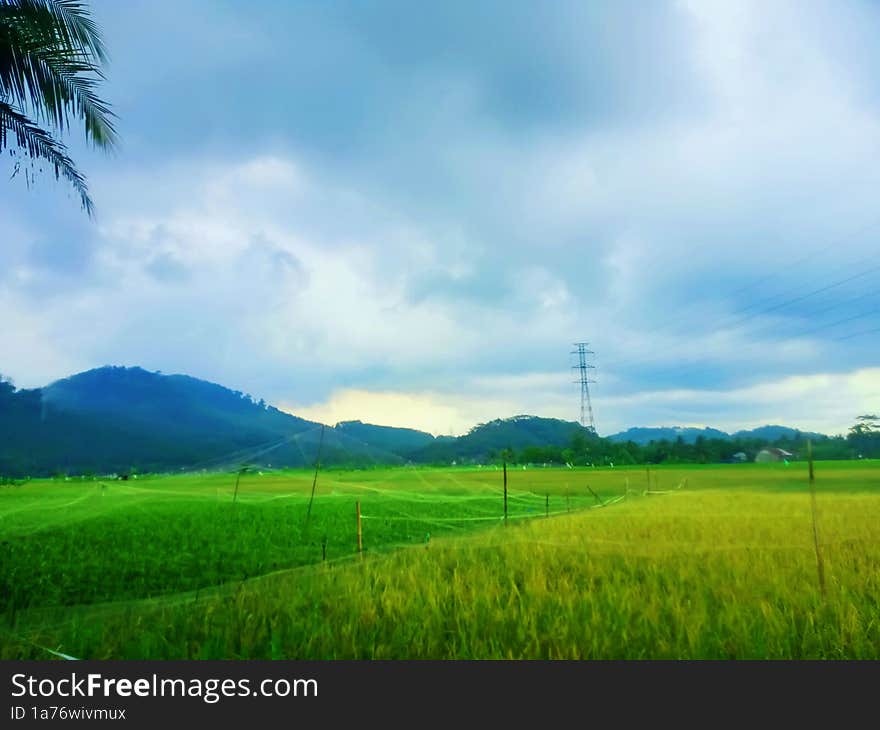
[487,419,880,467]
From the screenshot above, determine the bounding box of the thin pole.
[232,467,245,504]
[808,440,815,483]
[304,425,326,530]
[356,500,363,557]
[503,461,508,523]
[545,493,549,517]
[808,440,826,597]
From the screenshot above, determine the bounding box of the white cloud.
[597,367,880,435]
[288,366,878,437]
[0,294,88,387]
[283,389,493,437]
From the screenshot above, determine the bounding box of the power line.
[603,216,880,365]
[723,251,880,321]
[611,303,879,389]
[721,261,880,331]
[833,325,880,342]
[599,261,880,381]
[797,288,877,321]
[594,214,880,376]
[794,306,879,338]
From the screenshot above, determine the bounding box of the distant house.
[755,448,794,463]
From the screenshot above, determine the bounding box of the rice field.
[1,461,878,659]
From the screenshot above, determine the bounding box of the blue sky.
[2,0,879,436]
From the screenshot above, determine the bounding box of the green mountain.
[334,420,436,455]
[0,366,399,477]
[608,425,827,445]
[734,425,826,441]
[607,426,733,445]
[409,415,593,463]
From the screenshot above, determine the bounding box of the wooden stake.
[356,500,363,557]
[808,440,826,597]
[503,461,508,523]
[545,493,549,517]
[808,440,815,483]
[586,483,602,505]
[232,467,245,504]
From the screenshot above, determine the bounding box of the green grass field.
[2,461,878,659]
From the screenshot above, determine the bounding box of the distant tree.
[1,0,117,215]
[0,372,14,396]
[567,431,591,465]
[848,415,880,458]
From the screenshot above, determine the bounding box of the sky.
[2,0,879,437]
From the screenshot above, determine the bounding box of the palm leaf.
[1,0,106,63]
[1,99,92,214]
[0,0,114,215]
[0,0,116,147]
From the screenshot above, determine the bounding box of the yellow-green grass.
[1,462,878,658]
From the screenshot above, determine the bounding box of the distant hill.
[0,366,398,476]
[44,366,314,443]
[608,424,827,445]
[733,425,825,441]
[409,415,593,463]
[607,426,730,445]
[334,420,436,455]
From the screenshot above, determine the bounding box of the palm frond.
[1,99,93,215]
[1,0,106,63]
[0,0,116,148]
[0,0,114,216]
[4,47,117,145]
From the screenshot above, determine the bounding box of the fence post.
[546,493,549,517]
[503,461,508,524]
[807,440,825,597]
[232,467,244,504]
[356,500,363,557]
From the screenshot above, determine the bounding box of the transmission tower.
[571,342,597,433]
